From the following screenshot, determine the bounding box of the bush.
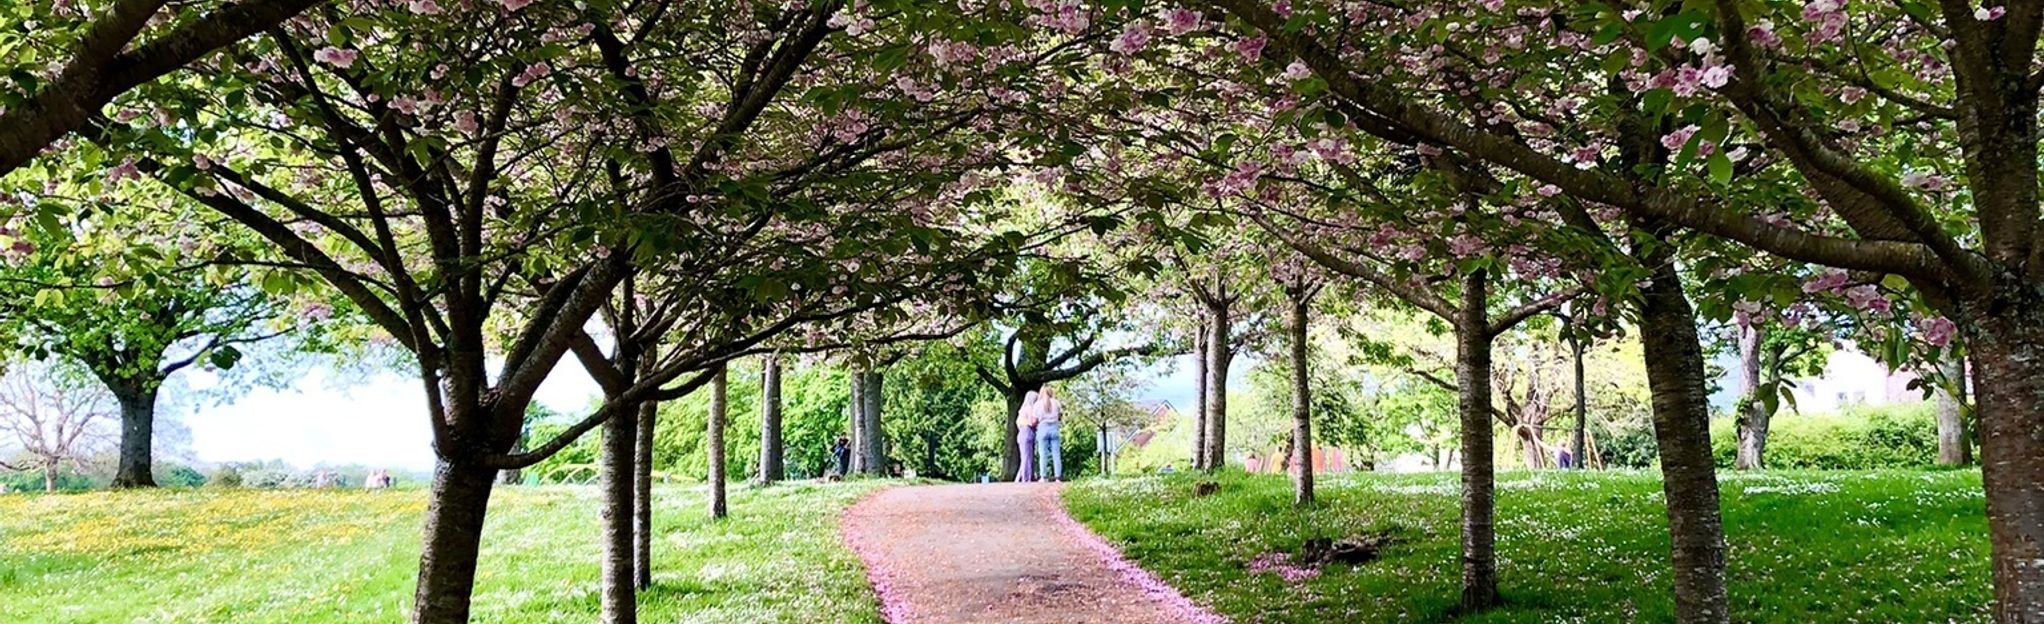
[1712,401,1939,469]
[207,465,244,487]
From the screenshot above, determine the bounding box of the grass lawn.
[0,481,886,624]
[1065,469,1992,623]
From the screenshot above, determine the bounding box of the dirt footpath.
[840,482,1225,624]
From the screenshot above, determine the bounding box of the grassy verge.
[0,481,886,624]
[1064,470,1991,623]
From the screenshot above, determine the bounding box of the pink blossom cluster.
[510,62,551,87]
[313,46,358,69]
[1028,0,1090,35]
[827,4,876,35]
[1110,20,1152,55]
[1802,0,1848,44]
[1918,315,1958,347]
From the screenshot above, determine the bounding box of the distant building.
[1785,348,1915,412]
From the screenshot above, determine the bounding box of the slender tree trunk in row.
[598,403,638,624]
[1933,350,1971,467]
[1453,270,1499,613]
[1967,300,2044,622]
[858,370,885,475]
[708,366,728,520]
[759,353,785,483]
[109,383,160,488]
[1287,295,1314,506]
[1733,325,1769,470]
[1570,329,1588,470]
[1192,316,1209,471]
[411,459,499,624]
[1633,242,1730,624]
[1202,300,1231,470]
[848,370,865,475]
[632,399,657,591]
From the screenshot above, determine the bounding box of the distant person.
[1555,446,1573,469]
[831,436,850,477]
[1035,386,1064,482]
[364,469,393,490]
[1015,390,1040,483]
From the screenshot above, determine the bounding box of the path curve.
[841,482,1225,624]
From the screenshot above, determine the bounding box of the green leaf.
[1647,12,1709,51]
[1707,152,1732,184]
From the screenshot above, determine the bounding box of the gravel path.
[841,482,1224,624]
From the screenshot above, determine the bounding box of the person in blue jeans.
[1035,386,1064,481]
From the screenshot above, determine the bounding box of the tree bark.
[1733,325,1769,470]
[599,402,638,624]
[410,460,498,624]
[1933,350,1971,466]
[1571,331,1587,470]
[858,370,884,475]
[43,460,57,493]
[632,399,656,591]
[109,383,159,488]
[1453,271,1499,613]
[1202,300,1231,470]
[759,353,784,483]
[1193,315,1209,470]
[1288,295,1314,506]
[848,369,865,475]
[708,366,728,519]
[1634,248,1731,624]
[1968,302,2044,622]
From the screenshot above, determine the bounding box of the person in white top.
[1034,386,1064,481]
[1015,391,1040,482]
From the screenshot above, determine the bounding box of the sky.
[174,351,1248,472]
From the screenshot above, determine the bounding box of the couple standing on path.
[1015,387,1065,482]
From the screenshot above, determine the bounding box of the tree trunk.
[599,402,638,624]
[497,428,527,485]
[1453,271,1499,613]
[1634,248,1731,624]
[848,370,864,475]
[858,370,884,475]
[1000,389,1023,480]
[1571,332,1588,470]
[1193,316,1209,470]
[43,460,57,493]
[410,459,499,624]
[759,353,784,483]
[1968,302,2044,622]
[1202,300,1231,470]
[1733,325,1768,470]
[708,366,728,519]
[109,383,159,488]
[1288,295,1314,506]
[1934,350,1971,467]
[632,399,656,590]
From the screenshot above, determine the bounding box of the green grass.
[1065,469,1992,623]
[0,481,887,624]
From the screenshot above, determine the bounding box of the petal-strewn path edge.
[1040,486,1227,624]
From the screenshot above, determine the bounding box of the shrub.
[207,465,243,488]
[1712,401,1939,469]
